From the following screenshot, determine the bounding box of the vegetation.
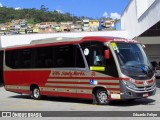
[0,5,83,24]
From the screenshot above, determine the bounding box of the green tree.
[0,6,83,24]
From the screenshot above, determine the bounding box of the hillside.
[0,5,82,24]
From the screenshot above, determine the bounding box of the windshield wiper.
[125,64,153,75]
[139,64,153,72]
[139,64,154,77]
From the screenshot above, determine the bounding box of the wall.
[121,0,160,39]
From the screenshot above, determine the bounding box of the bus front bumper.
[120,86,156,100]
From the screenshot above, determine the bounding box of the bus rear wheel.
[31,87,41,100]
[93,88,110,105]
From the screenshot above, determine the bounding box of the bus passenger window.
[35,47,54,68]
[54,45,85,68]
[75,47,85,68]
[20,49,32,68]
[57,58,65,67]
[93,50,104,65]
[55,45,74,68]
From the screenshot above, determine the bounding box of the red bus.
[3,36,156,104]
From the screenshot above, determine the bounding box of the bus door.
[51,44,86,98]
[73,45,87,98]
[79,41,119,98]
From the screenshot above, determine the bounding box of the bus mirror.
[104,50,110,59]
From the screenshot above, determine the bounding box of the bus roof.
[30,37,83,44]
[5,36,139,50]
[31,36,138,44]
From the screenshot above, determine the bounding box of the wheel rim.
[97,91,108,103]
[33,88,40,98]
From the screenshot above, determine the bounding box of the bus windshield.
[113,42,154,80]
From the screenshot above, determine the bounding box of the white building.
[121,0,160,64]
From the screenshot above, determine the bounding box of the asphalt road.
[0,79,160,119]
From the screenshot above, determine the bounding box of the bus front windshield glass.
[113,42,154,80]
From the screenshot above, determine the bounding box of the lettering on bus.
[51,71,85,77]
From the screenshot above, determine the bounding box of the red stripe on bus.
[41,91,92,99]
[6,89,30,94]
[147,79,154,83]
[41,91,77,98]
[135,81,143,84]
[49,77,128,80]
[45,85,93,90]
[47,81,119,86]
[58,92,92,99]
[4,71,51,85]
[45,85,120,91]
[77,93,92,99]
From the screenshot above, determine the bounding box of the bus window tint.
[75,46,85,68]
[54,45,85,68]
[81,41,106,66]
[20,49,32,68]
[5,44,85,69]
[91,46,105,66]
[6,50,18,68]
[6,49,32,69]
[80,41,118,77]
[35,47,54,68]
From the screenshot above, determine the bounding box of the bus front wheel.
[31,87,41,100]
[93,88,110,105]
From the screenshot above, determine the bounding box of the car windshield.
[112,42,154,80]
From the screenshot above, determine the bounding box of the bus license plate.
[143,93,148,97]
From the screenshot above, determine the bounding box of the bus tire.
[31,87,41,100]
[94,88,110,105]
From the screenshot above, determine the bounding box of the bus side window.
[34,46,54,68]
[45,59,52,67]
[105,51,118,77]
[80,42,91,67]
[20,49,32,68]
[55,45,74,68]
[57,58,65,67]
[80,41,118,77]
[54,44,85,68]
[75,46,85,68]
[92,47,104,66]
[6,49,32,69]
[81,41,106,67]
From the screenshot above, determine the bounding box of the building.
[82,19,90,31]
[98,19,116,31]
[103,20,115,29]
[121,0,160,65]
[0,24,8,35]
[60,22,73,32]
[114,20,121,30]
[89,20,99,31]
[36,22,57,33]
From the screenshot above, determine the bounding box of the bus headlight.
[122,80,138,90]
